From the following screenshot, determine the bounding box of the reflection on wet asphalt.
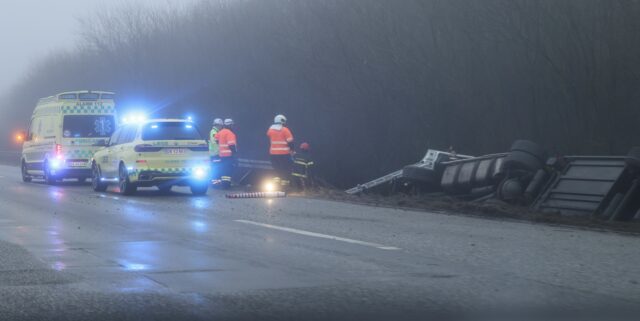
[0,164,639,320]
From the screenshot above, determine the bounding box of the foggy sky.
[0,0,194,97]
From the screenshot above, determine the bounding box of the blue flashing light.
[192,167,208,180]
[122,112,148,125]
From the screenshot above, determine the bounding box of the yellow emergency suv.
[91,119,210,196]
[21,91,117,184]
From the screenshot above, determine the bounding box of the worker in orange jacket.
[215,118,237,189]
[267,114,294,189]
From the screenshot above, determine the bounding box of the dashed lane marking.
[234,219,401,251]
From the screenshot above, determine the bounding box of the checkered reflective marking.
[129,167,195,176]
[61,105,115,114]
[64,149,99,159]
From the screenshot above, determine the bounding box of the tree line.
[2,0,640,187]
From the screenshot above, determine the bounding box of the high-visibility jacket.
[267,125,294,155]
[208,127,220,156]
[215,128,237,158]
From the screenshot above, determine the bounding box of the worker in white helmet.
[215,118,238,189]
[267,114,294,189]
[209,118,224,184]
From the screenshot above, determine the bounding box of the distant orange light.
[15,133,24,143]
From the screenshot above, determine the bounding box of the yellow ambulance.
[21,91,117,184]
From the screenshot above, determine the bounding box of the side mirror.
[93,139,108,147]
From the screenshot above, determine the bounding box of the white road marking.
[95,194,152,205]
[234,220,401,251]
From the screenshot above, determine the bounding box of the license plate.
[164,148,185,155]
[70,162,87,167]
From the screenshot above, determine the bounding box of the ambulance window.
[63,115,115,138]
[79,93,100,101]
[100,94,115,100]
[142,122,203,141]
[109,129,122,146]
[59,94,77,100]
[119,126,137,144]
[29,118,41,140]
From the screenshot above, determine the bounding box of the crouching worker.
[292,142,314,191]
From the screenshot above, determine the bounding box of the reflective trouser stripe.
[221,176,232,181]
[292,173,307,178]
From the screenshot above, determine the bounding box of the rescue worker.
[292,142,314,191]
[267,114,294,189]
[215,118,237,189]
[209,118,224,183]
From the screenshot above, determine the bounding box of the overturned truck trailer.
[533,148,640,221]
[347,141,640,222]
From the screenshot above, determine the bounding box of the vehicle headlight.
[263,181,276,192]
[193,167,208,179]
[50,159,62,169]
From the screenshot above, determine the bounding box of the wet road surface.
[0,163,639,320]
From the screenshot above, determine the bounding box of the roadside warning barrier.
[226,191,287,199]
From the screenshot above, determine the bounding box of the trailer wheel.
[504,140,547,172]
[510,140,548,163]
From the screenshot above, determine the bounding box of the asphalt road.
[0,163,639,321]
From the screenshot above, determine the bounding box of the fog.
[0,0,193,95]
[3,0,640,187]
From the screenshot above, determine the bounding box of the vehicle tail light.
[55,144,63,159]
[135,144,162,152]
[136,160,147,164]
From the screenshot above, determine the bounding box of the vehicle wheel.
[497,178,524,203]
[118,163,137,196]
[510,140,548,163]
[190,182,209,196]
[92,164,108,192]
[158,184,173,194]
[43,161,58,185]
[21,161,32,183]
[504,152,543,172]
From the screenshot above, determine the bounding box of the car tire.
[43,160,58,185]
[118,163,137,196]
[21,161,32,183]
[190,182,209,196]
[92,164,108,192]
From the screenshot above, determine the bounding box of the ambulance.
[21,91,117,184]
